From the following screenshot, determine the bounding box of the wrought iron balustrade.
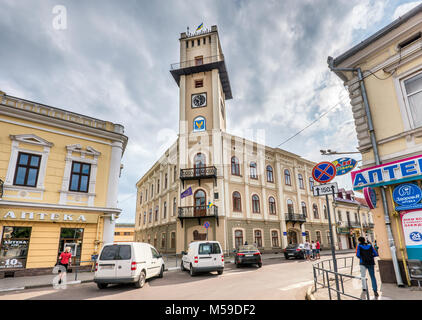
[285,213,306,222]
[178,205,219,227]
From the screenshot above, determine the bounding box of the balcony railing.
[180,166,217,187]
[285,213,306,223]
[348,221,361,228]
[178,205,219,227]
[170,55,224,70]
[369,223,375,228]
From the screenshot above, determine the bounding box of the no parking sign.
[312,162,336,183]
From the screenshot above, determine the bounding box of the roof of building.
[115,223,135,228]
[332,3,422,67]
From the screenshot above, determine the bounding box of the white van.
[181,241,224,276]
[94,242,165,289]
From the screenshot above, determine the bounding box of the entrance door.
[287,230,298,245]
[194,189,206,217]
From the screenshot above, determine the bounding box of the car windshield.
[286,244,299,249]
[198,243,221,255]
[99,245,131,260]
[238,245,258,253]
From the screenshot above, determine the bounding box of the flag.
[208,201,214,208]
[181,187,193,199]
[196,23,203,32]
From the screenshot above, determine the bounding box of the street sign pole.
[326,187,341,300]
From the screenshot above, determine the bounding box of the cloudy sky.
[0,0,420,223]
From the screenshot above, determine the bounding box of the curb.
[0,279,94,292]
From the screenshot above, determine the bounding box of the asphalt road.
[0,256,335,300]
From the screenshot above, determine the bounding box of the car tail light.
[253,252,260,256]
[131,261,137,271]
[95,263,98,272]
[221,255,224,262]
[237,253,245,256]
[296,248,301,251]
[194,256,198,264]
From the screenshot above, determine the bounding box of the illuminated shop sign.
[351,155,422,191]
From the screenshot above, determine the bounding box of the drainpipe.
[327,57,404,287]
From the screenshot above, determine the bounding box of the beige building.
[135,26,343,254]
[329,4,422,285]
[114,223,135,242]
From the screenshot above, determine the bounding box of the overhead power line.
[276,97,348,148]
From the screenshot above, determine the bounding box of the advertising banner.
[401,209,422,260]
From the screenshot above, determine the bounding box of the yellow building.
[114,223,135,242]
[0,91,127,277]
[329,4,422,286]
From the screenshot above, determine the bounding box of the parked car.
[233,245,262,268]
[284,243,305,259]
[94,242,165,289]
[181,241,224,276]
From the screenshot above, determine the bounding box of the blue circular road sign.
[312,162,336,183]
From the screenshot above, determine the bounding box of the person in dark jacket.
[356,237,379,297]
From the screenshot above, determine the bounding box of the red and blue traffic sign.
[312,162,336,183]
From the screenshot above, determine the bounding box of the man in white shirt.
[304,241,311,260]
[311,241,317,260]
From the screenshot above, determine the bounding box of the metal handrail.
[170,54,224,70]
[285,213,306,222]
[180,166,217,179]
[312,256,369,300]
[178,205,218,218]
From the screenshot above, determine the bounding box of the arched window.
[173,197,177,216]
[155,206,159,221]
[323,205,328,219]
[298,174,304,189]
[254,230,262,247]
[149,209,152,223]
[143,212,146,224]
[305,231,310,242]
[194,153,206,176]
[235,230,243,248]
[163,201,167,219]
[287,199,294,214]
[266,165,274,182]
[231,156,240,176]
[301,202,307,217]
[194,189,206,216]
[309,177,314,191]
[284,169,291,185]
[268,197,276,214]
[313,204,319,219]
[233,192,242,212]
[151,184,154,197]
[193,116,206,132]
[139,191,143,204]
[252,195,260,213]
[250,162,258,179]
[164,173,168,189]
[338,210,342,221]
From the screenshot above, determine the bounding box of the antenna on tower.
[187,26,190,35]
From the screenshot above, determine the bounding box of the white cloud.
[393,1,421,20]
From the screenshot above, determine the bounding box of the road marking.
[279,280,314,291]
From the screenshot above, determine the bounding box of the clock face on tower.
[191,93,207,108]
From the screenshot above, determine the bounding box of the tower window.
[195,56,203,66]
[195,79,203,88]
[203,37,206,44]
[186,41,189,48]
[197,39,200,46]
[192,40,194,47]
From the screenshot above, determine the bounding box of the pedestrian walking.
[311,241,317,260]
[356,237,379,297]
[57,246,72,284]
[304,240,311,261]
[316,240,321,259]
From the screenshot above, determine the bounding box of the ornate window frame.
[59,144,100,206]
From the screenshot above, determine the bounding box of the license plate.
[288,253,294,256]
[246,254,253,257]
[101,266,114,269]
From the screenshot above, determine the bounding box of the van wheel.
[181,261,186,271]
[158,265,164,278]
[189,265,196,277]
[97,283,108,289]
[134,271,146,288]
[217,270,223,275]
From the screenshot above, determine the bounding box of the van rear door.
[115,245,132,279]
[197,242,217,268]
[97,244,119,278]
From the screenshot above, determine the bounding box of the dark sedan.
[284,243,305,260]
[234,245,262,268]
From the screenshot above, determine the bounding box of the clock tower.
[169,25,232,245]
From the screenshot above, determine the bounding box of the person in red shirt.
[316,241,321,259]
[58,247,72,284]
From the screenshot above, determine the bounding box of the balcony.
[180,166,217,187]
[348,221,361,229]
[170,54,232,100]
[178,205,219,227]
[285,213,306,224]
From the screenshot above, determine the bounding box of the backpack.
[359,245,374,265]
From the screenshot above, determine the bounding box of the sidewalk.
[307,256,422,300]
[0,249,356,293]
